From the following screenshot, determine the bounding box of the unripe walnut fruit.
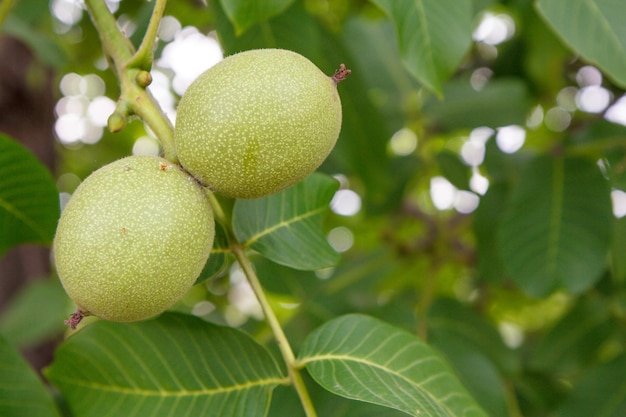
[174,48,349,199]
[54,156,214,323]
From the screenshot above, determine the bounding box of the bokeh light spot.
[331,189,362,216]
[576,65,602,87]
[611,189,626,218]
[576,86,612,113]
[327,227,354,253]
[544,107,571,132]
[430,176,456,210]
[496,125,525,154]
[389,127,418,156]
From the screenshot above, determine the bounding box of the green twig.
[84,0,177,163]
[84,0,134,70]
[231,244,318,417]
[416,260,438,341]
[0,0,15,29]
[126,0,167,70]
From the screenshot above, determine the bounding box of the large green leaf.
[423,78,532,130]
[298,314,488,417]
[536,0,626,88]
[428,298,519,376]
[0,135,60,257]
[427,299,516,417]
[219,0,295,35]
[370,0,473,95]
[45,313,286,417]
[473,182,510,283]
[556,353,626,417]
[269,383,410,417]
[0,333,61,417]
[0,278,70,348]
[612,216,626,282]
[529,296,614,374]
[233,173,340,271]
[498,155,613,296]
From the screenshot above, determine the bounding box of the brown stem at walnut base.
[64,310,87,330]
[332,63,351,84]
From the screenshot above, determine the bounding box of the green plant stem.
[0,0,15,29]
[206,192,230,231]
[231,244,318,417]
[416,260,438,341]
[84,0,177,163]
[126,0,167,70]
[504,379,524,417]
[129,82,178,163]
[84,0,134,68]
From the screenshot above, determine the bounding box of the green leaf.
[45,313,286,417]
[219,0,296,35]
[370,0,473,95]
[427,299,518,416]
[195,222,230,284]
[556,353,626,417]
[233,173,340,271]
[298,314,488,417]
[2,16,67,68]
[428,334,509,417]
[0,333,61,417]
[423,78,532,130]
[254,256,321,296]
[473,182,509,283]
[0,279,70,348]
[536,0,626,88]
[270,382,410,417]
[428,298,519,376]
[498,155,613,296]
[529,296,614,374]
[612,216,626,282]
[0,134,60,257]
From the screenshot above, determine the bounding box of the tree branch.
[83,0,177,163]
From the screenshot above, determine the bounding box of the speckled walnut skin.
[174,48,344,199]
[54,156,215,323]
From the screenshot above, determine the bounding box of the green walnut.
[54,156,214,326]
[174,48,350,199]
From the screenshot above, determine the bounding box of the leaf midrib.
[0,197,50,242]
[242,205,325,247]
[49,375,288,397]
[546,157,564,283]
[299,353,456,414]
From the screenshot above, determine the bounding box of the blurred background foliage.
[2,0,626,416]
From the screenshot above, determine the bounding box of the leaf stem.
[416,260,438,341]
[231,244,318,417]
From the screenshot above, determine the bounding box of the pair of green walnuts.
[54,49,350,327]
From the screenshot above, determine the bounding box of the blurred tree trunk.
[0,36,58,369]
